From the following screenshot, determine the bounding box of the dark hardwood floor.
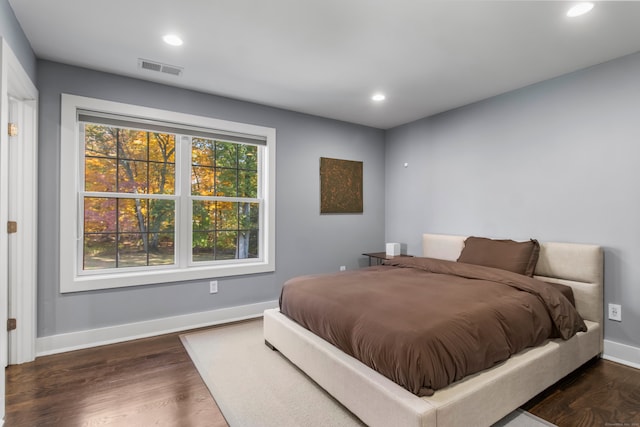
[523,357,640,427]
[5,327,226,427]
[5,325,640,427]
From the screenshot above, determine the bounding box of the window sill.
[60,260,275,293]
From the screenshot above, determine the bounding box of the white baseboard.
[603,339,640,370]
[36,300,279,357]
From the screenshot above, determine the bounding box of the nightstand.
[362,252,413,266]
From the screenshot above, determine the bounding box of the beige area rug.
[181,319,556,427]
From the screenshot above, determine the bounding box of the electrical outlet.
[339,265,346,271]
[209,280,218,294]
[608,303,622,322]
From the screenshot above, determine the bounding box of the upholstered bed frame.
[263,233,603,427]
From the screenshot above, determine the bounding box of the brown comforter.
[279,257,586,396]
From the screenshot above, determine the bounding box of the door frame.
[1,36,39,419]
[7,96,38,364]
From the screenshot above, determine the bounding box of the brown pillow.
[546,281,576,307]
[457,236,540,276]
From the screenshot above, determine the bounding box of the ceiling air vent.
[138,59,183,77]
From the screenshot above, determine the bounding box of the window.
[60,95,275,292]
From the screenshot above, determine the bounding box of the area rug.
[181,319,556,427]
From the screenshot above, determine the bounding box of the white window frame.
[60,94,276,293]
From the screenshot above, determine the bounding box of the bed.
[263,233,603,427]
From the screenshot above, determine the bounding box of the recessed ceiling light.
[567,2,594,18]
[163,34,183,46]
[371,93,386,102]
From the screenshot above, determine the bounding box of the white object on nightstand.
[386,243,401,256]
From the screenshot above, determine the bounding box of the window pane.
[149,162,175,194]
[117,129,148,161]
[239,202,259,230]
[249,230,259,257]
[85,157,117,192]
[239,205,259,259]
[118,198,147,233]
[215,141,237,168]
[238,170,257,198]
[193,201,215,231]
[118,233,147,268]
[216,168,237,197]
[149,199,175,233]
[192,231,214,262]
[238,145,257,170]
[149,233,175,266]
[117,159,148,193]
[84,234,117,270]
[85,124,117,158]
[215,230,238,260]
[85,197,117,233]
[191,166,215,196]
[148,133,175,163]
[217,202,238,230]
[192,138,215,166]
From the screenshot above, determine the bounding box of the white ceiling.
[9,1,640,129]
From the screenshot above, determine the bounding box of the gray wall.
[385,51,640,349]
[38,60,385,337]
[0,0,36,82]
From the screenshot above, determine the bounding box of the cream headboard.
[422,233,604,327]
